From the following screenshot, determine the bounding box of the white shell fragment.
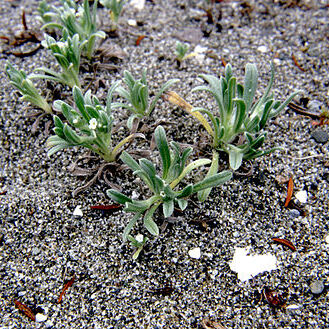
[229,247,277,282]
[286,304,301,310]
[189,247,201,259]
[35,313,48,322]
[295,190,308,203]
[257,45,269,53]
[130,0,145,10]
[73,205,83,217]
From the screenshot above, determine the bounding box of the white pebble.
[73,205,83,217]
[130,0,145,10]
[128,19,137,26]
[295,190,307,203]
[189,247,201,259]
[257,45,268,53]
[35,313,47,322]
[286,304,301,310]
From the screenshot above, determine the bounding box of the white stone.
[130,0,145,10]
[295,190,308,203]
[128,19,137,26]
[229,246,277,282]
[73,205,83,217]
[35,313,47,322]
[189,247,201,259]
[286,304,301,310]
[257,45,268,53]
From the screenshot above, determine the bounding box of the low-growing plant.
[168,63,299,171]
[191,63,299,170]
[47,85,142,162]
[113,69,179,129]
[175,41,195,65]
[39,0,105,59]
[5,62,52,114]
[100,0,125,27]
[31,33,83,88]
[127,234,148,259]
[107,125,232,240]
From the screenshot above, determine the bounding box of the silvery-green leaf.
[143,206,159,236]
[163,199,174,218]
[228,150,243,170]
[155,126,171,180]
[177,199,188,211]
[122,212,141,241]
[120,151,140,171]
[193,170,232,192]
[243,63,258,112]
[107,189,132,204]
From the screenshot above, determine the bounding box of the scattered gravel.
[1,0,329,328]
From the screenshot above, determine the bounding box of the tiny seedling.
[5,62,52,114]
[100,0,125,28]
[31,33,83,88]
[47,85,143,162]
[113,69,179,129]
[127,234,148,260]
[107,125,232,240]
[175,41,195,65]
[39,0,105,59]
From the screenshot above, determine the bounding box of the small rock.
[32,247,40,256]
[127,19,137,26]
[257,45,268,53]
[308,100,322,112]
[309,280,324,294]
[189,247,201,259]
[130,0,145,10]
[286,304,302,310]
[35,313,47,323]
[311,128,329,144]
[295,190,308,203]
[73,205,83,217]
[288,209,300,219]
[175,28,203,43]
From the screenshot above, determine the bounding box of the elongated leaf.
[163,199,174,218]
[122,212,142,241]
[243,63,258,112]
[107,189,132,204]
[177,184,193,198]
[197,150,219,202]
[155,126,171,180]
[177,199,188,211]
[228,149,243,170]
[148,78,179,115]
[125,200,151,213]
[120,151,140,171]
[144,206,159,236]
[193,170,232,192]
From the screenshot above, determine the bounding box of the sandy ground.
[0,0,329,328]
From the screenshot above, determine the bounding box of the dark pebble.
[311,128,329,144]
